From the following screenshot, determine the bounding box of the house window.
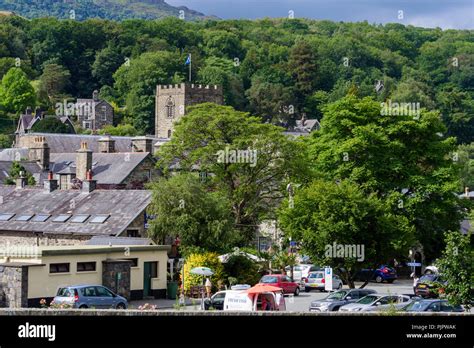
[77,262,96,272]
[126,229,139,237]
[83,121,91,129]
[165,97,175,118]
[101,106,107,121]
[167,129,172,138]
[258,237,269,252]
[50,263,70,274]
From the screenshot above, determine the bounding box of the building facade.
[155,83,223,138]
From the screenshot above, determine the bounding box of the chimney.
[98,135,115,153]
[76,141,92,181]
[92,90,99,102]
[28,136,50,170]
[15,171,27,189]
[132,136,153,153]
[82,169,97,193]
[43,171,58,193]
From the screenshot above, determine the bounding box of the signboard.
[407,262,422,267]
[324,267,332,291]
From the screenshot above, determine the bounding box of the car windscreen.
[56,288,74,297]
[356,295,379,304]
[405,301,430,311]
[419,275,438,282]
[327,290,348,300]
[308,272,323,278]
[260,276,278,283]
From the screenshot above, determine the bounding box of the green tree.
[0,134,12,149]
[279,179,414,288]
[0,67,35,114]
[113,51,182,133]
[148,173,239,253]
[455,143,474,191]
[308,95,466,262]
[38,64,71,105]
[31,116,75,134]
[97,124,138,136]
[92,45,123,87]
[436,230,473,309]
[157,103,310,243]
[4,161,36,186]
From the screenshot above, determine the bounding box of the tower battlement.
[155,82,223,138]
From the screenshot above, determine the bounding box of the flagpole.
[189,54,192,82]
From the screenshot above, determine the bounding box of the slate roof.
[0,148,29,161]
[0,186,151,236]
[17,133,161,153]
[460,219,472,235]
[85,236,155,246]
[50,152,151,185]
[0,161,46,184]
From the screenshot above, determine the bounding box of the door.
[95,286,115,309]
[143,262,157,297]
[280,276,289,293]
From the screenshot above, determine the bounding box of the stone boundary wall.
[0,308,471,316]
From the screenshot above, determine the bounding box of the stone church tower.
[155,83,223,138]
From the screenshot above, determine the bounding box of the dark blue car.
[356,265,397,283]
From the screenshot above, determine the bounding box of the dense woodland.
[0,16,472,141]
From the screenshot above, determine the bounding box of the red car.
[258,274,300,296]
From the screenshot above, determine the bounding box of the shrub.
[182,252,225,293]
[223,254,261,286]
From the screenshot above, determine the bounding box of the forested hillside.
[0,16,472,145]
[0,0,211,21]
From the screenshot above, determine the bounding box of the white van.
[223,290,286,311]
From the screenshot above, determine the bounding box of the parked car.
[285,264,320,282]
[356,265,397,283]
[204,291,227,310]
[339,294,411,312]
[414,274,447,298]
[403,299,464,312]
[258,274,300,295]
[52,285,128,309]
[309,288,377,312]
[304,271,343,292]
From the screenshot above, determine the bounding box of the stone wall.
[0,265,28,308]
[0,231,91,247]
[102,259,132,300]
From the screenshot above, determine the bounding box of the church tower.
[155,83,223,138]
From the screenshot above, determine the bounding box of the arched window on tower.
[165,97,175,118]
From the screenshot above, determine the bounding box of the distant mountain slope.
[0,0,215,21]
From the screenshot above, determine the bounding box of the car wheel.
[116,303,126,309]
[79,305,88,309]
[305,287,311,293]
[337,282,342,290]
[294,287,300,296]
[332,306,340,312]
[375,276,383,283]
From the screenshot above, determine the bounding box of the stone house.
[75,90,114,131]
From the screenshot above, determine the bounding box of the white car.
[339,294,411,312]
[304,271,343,292]
[285,264,320,282]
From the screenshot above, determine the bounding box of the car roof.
[61,284,103,288]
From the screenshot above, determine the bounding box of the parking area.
[130,279,416,312]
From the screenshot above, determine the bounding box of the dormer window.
[165,97,175,119]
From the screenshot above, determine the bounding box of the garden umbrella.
[190,267,214,276]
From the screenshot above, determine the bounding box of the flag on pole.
[185,54,191,65]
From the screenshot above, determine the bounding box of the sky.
[167,0,474,29]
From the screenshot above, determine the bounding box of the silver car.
[339,294,411,312]
[309,289,377,312]
[52,285,128,309]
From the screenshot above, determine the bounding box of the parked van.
[223,285,286,311]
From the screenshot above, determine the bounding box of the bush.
[223,255,261,286]
[182,252,225,293]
